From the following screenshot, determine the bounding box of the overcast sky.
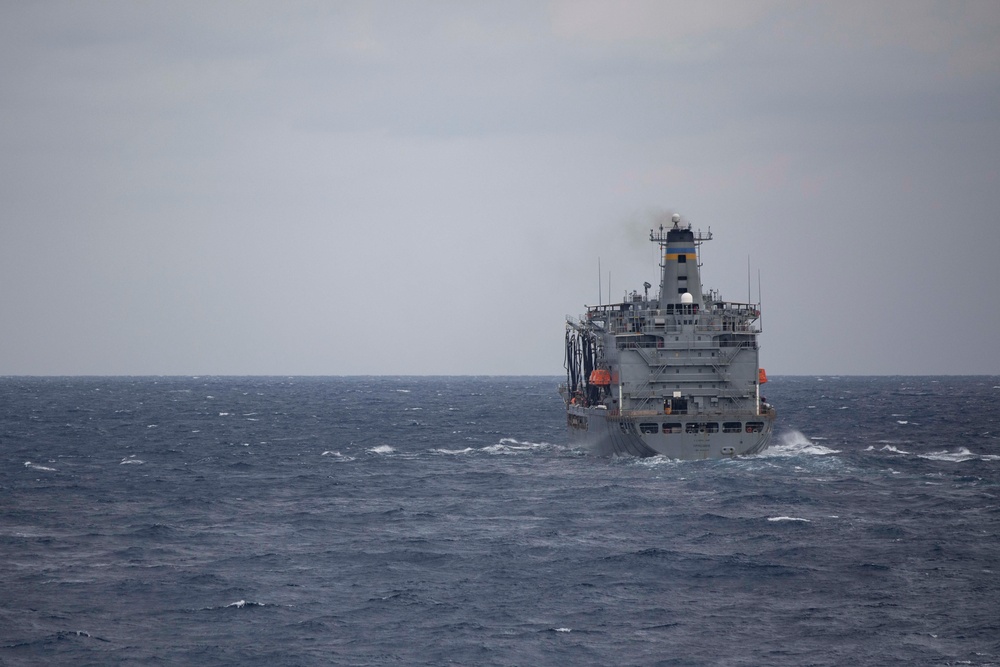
[2,1,999,376]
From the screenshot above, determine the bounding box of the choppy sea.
[1,376,998,666]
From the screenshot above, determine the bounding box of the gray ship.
[560,213,775,458]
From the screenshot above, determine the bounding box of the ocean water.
[1,375,998,666]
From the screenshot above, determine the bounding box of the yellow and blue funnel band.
[665,247,696,260]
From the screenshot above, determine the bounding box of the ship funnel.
[650,214,710,310]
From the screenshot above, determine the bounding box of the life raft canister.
[758,368,768,384]
[589,369,612,386]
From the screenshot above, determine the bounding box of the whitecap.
[369,445,394,454]
[24,461,56,472]
[395,389,411,393]
[226,600,265,608]
[897,420,908,425]
[918,448,1000,463]
[880,444,911,455]
[321,451,356,461]
[767,516,810,522]
[120,456,144,465]
[554,627,572,633]
[431,448,475,455]
[762,431,840,457]
[632,455,684,467]
[483,438,551,454]
[482,444,516,454]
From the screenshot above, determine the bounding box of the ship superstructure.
[561,213,775,458]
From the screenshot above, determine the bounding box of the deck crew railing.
[608,322,761,336]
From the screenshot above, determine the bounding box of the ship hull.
[567,405,774,459]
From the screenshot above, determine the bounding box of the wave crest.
[482,438,553,455]
[762,430,840,457]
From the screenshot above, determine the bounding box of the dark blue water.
[2,376,998,666]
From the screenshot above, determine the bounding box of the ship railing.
[625,397,757,413]
[610,407,767,420]
[623,391,756,414]
[620,304,759,317]
[609,322,761,336]
[717,388,750,399]
[632,346,739,366]
[617,338,759,351]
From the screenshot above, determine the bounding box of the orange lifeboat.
[589,369,612,386]
[758,368,768,384]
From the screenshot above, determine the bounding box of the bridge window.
[745,422,764,433]
[639,423,659,434]
[723,421,742,433]
[662,422,682,433]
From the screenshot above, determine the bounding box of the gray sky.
[2,1,999,376]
